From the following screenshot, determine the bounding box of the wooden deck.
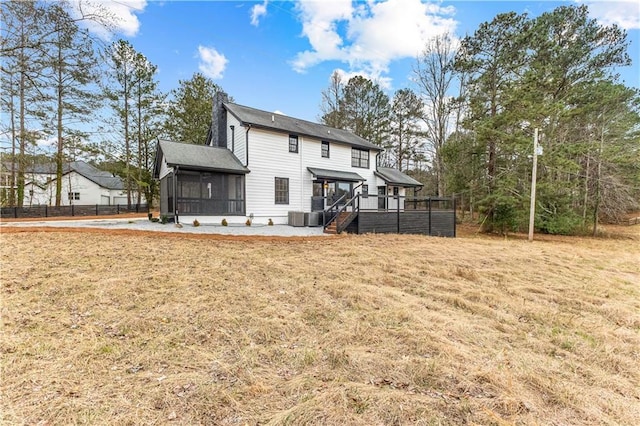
[322,195,456,237]
[345,210,455,237]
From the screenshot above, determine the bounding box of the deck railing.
[321,193,348,228]
[317,194,456,236]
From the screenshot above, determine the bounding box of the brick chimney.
[209,91,228,147]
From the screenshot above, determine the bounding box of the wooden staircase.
[324,220,338,234]
[324,211,357,234]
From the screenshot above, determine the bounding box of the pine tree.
[104,40,140,206]
[164,73,222,144]
[1,1,49,207]
[341,76,390,150]
[388,89,424,171]
[45,3,100,206]
[131,53,164,205]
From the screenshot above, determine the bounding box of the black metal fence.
[1,204,149,219]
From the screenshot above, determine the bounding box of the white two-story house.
[153,92,422,226]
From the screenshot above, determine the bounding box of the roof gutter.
[236,120,381,152]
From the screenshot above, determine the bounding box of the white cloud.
[36,136,57,151]
[583,0,640,30]
[198,45,228,79]
[250,0,269,26]
[69,0,147,40]
[331,67,393,90]
[291,0,457,79]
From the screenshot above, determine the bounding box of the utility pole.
[528,128,539,242]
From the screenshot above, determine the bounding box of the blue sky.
[67,0,640,123]
[86,0,639,123]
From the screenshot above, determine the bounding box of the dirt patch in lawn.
[1,225,639,425]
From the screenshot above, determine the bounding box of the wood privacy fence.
[0,204,149,219]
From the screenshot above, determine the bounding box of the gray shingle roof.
[375,167,423,187]
[224,102,382,151]
[157,140,249,174]
[1,161,58,174]
[307,167,365,182]
[69,161,125,190]
[12,160,125,190]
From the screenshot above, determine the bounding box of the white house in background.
[153,92,422,225]
[24,161,140,206]
[1,162,57,206]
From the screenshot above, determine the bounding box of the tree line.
[2,1,638,234]
[318,5,639,235]
[1,0,219,208]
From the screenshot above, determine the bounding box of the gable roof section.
[375,167,423,187]
[19,161,125,190]
[69,161,125,190]
[224,102,382,152]
[156,139,249,175]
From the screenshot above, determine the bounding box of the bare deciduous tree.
[413,33,457,196]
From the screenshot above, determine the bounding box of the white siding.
[24,172,138,206]
[228,115,246,165]
[301,138,378,210]
[58,173,103,205]
[245,127,304,223]
[22,172,57,206]
[24,183,52,206]
[242,125,380,221]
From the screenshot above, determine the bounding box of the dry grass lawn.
[1,224,639,425]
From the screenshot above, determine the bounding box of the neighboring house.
[1,162,58,205]
[153,92,423,225]
[22,161,142,206]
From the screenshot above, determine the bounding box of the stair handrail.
[335,194,360,233]
[323,193,348,229]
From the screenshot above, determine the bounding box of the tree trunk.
[592,130,604,236]
[17,27,26,207]
[582,154,590,223]
[124,62,131,207]
[136,83,142,205]
[56,36,63,206]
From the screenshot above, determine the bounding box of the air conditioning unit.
[288,211,305,227]
[305,212,321,227]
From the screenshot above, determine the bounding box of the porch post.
[174,166,179,223]
[396,195,400,233]
[453,196,457,238]
[428,197,432,236]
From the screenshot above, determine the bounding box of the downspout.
[230,125,235,152]
[244,125,251,215]
[300,136,304,210]
[174,165,179,224]
[244,124,251,166]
